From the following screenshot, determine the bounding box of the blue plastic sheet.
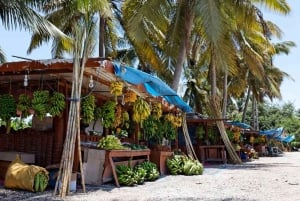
[114,63,192,112]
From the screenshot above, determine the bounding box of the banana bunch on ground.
[81,95,96,124]
[137,161,160,181]
[167,155,203,176]
[116,164,137,186]
[116,161,159,186]
[110,81,123,96]
[151,102,162,119]
[124,90,137,103]
[132,97,151,123]
[164,113,182,128]
[182,157,203,175]
[49,92,65,117]
[31,90,50,120]
[34,172,48,192]
[97,135,125,150]
[166,155,183,175]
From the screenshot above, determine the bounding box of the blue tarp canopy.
[259,127,284,137]
[113,63,192,112]
[276,135,295,143]
[282,135,295,143]
[226,121,251,129]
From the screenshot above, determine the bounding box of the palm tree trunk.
[221,70,228,119]
[171,5,194,91]
[210,49,242,164]
[242,87,251,123]
[99,16,106,58]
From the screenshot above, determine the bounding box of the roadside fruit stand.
[0,58,195,190]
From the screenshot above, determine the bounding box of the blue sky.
[0,1,299,109]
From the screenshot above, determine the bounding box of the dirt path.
[1,152,300,201]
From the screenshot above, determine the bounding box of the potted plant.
[0,94,16,134]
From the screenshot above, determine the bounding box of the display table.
[103,149,150,187]
[199,145,226,164]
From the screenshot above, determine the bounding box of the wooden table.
[105,149,150,187]
[199,145,227,164]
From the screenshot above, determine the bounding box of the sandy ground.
[1,152,300,201]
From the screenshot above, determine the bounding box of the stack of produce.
[34,171,49,192]
[97,135,125,150]
[116,161,159,186]
[166,154,203,176]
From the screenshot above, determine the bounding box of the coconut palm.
[0,0,69,62]
[26,0,119,58]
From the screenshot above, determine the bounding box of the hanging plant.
[81,94,96,124]
[0,94,16,134]
[31,90,50,120]
[132,97,151,124]
[100,100,117,128]
[49,92,66,117]
[16,93,31,118]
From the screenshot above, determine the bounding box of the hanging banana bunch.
[81,95,96,124]
[110,81,123,96]
[151,102,162,120]
[132,97,151,124]
[165,113,182,128]
[49,92,66,117]
[121,111,130,129]
[113,104,122,128]
[124,90,137,104]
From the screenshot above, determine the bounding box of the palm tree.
[26,0,118,58]
[0,0,69,62]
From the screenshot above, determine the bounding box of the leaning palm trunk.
[210,95,242,164]
[210,50,241,164]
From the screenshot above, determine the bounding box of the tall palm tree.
[26,0,117,58]
[0,0,69,62]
